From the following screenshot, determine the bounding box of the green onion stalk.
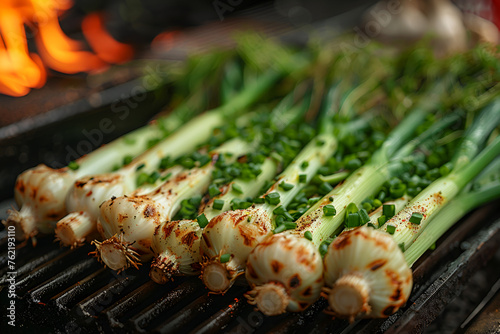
[242,86,459,316]
[404,158,500,266]
[92,88,310,273]
[322,100,500,321]
[148,87,312,284]
[48,68,283,249]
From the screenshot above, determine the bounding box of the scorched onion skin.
[200,207,272,293]
[5,165,75,243]
[245,233,324,315]
[150,220,202,284]
[322,226,412,321]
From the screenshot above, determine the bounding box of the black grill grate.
[1,203,499,333]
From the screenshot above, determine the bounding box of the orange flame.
[0,0,134,97]
[82,13,134,64]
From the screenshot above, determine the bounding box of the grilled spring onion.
[243,99,454,315]
[322,103,500,320]
[3,108,192,245]
[53,70,282,249]
[92,138,258,272]
[148,87,311,284]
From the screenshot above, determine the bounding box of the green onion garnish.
[304,231,313,241]
[346,213,360,228]
[213,199,224,210]
[208,184,221,198]
[68,161,80,170]
[359,209,370,224]
[383,204,396,218]
[220,253,231,263]
[323,204,336,217]
[197,214,209,228]
[377,215,387,226]
[409,212,423,225]
[265,192,280,205]
[386,224,396,235]
[232,183,243,194]
[279,182,294,191]
[299,174,307,183]
[301,161,309,170]
[273,224,286,234]
[136,163,146,171]
[273,206,287,215]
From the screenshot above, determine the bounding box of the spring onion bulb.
[92,138,256,272]
[323,226,413,321]
[150,158,279,284]
[4,111,187,245]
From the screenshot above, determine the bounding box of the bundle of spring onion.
[149,86,312,284]
[5,105,191,246]
[53,59,270,249]
[321,99,500,320]
[92,83,317,272]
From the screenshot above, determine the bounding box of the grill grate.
[1,203,499,333]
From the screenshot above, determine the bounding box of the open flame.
[0,0,134,97]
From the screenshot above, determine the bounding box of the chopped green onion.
[136,172,149,187]
[220,253,231,263]
[362,202,373,212]
[265,192,281,205]
[279,182,294,191]
[148,171,160,184]
[319,182,334,194]
[122,155,133,166]
[213,199,225,210]
[273,224,286,234]
[308,197,320,206]
[373,199,382,208]
[345,202,358,220]
[359,209,370,224]
[409,212,423,225]
[68,161,80,170]
[346,213,360,228]
[208,184,221,198]
[323,204,336,217]
[299,174,307,183]
[346,158,362,170]
[398,243,405,252]
[386,224,396,235]
[383,204,396,218]
[160,172,172,181]
[304,231,313,241]
[319,242,329,256]
[273,206,287,215]
[301,161,309,170]
[136,163,146,171]
[284,222,297,230]
[367,223,376,229]
[232,183,243,194]
[197,214,209,228]
[378,215,387,226]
